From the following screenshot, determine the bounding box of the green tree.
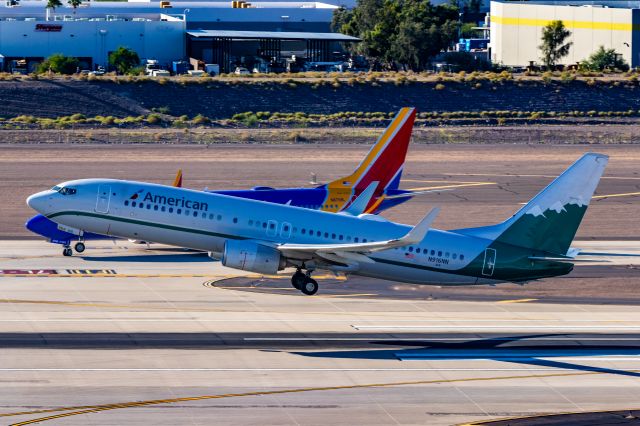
[539,20,572,69]
[37,53,79,74]
[581,46,629,71]
[108,46,140,74]
[46,0,62,11]
[334,0,460,70]
[67,0,81,10]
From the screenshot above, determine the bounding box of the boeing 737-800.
[27,153,610,296]
[25,107,438,256]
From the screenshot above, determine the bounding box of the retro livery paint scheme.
[25,108,422,256]
[27,153,613,295]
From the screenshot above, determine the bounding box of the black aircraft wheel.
[74,242,86,253]
[291,270,306,290]
[300,278,318,296]
[63,248,73,257]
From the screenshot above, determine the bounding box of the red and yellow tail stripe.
[322,108,416,213]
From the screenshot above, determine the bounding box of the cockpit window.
[52,186,77,195]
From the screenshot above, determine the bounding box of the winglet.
[340,181,379,216]
[173,169,183,188]
[401,207,440,245]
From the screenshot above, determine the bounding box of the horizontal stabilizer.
[383,188,453,200]
[340,181,379,216]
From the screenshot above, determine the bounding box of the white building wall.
[490,1,636,67]
[0,19,185,67]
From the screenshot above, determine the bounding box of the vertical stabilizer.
[490,153,608,254]
[323,107,416,212]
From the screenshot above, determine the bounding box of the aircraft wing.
[277,208,439,261]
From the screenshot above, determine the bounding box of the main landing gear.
[291,268,318,296]
[62,241,86,257]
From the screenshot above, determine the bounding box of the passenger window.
[363,239,367,243]
[438,251,442,257]
[169,207,173,213]
[269,223,275,229]
[249,220,253,225]
[217,215,222,220]
[193,211,198,217]
[124,200,129,206]
[263,222,267,228]
[339,235,343,241]
[210,214,214,220]
[331,233,336,239]
[453,253,457,259]
[301,229,306,235]
[139,203,144,209]
[154,205,158,211]
[146,204,151,209]
[408,247,413,252]
[445,252,450,258]
[316,231,321,236]
[354,237,359,242]
[416,248,421,253]
[430,250,435,255]
[347,236,351,241]
[460,254,465,261]
[131,201,136,207]
[177,209,182,214]
[233,218,238,223]
[324,232,328,238]
[161,206,166,212]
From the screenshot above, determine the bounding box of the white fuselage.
[29,179,500,286]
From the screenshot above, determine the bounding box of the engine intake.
[221,240,285,275]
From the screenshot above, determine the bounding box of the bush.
[581,46,629,72]
[146,114,162,125]
[434,83,445,90]
[192,114,210,125]
[37,54,79,75]
[109,47,140,75]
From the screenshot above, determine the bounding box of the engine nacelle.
[221,240,285,275]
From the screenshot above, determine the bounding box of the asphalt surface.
[2,144,640,425]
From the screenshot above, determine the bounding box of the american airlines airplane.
[27,153,610,296]
[25,107,435,256]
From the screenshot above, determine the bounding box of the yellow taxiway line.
[593,191,640,199]
[496,298,538,304]
[2,370,623,425]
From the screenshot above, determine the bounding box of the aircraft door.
[280,222,292,239]
[266,220,278,237]
[95,185,111,214]
[481,248,496,276]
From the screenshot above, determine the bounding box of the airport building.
[0,0,358,72]
[490,0,640,68]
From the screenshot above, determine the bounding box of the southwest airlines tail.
[323,107,416,212]
[459,153,608,255]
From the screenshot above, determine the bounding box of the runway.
[2,240,640,425]
[2,144,640,424]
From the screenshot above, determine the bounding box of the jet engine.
[221,240,285,274]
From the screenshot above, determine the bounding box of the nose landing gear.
[291,268,318,296]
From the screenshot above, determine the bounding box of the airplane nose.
[26,192,48,213]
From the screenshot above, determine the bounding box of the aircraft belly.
[357,262,483,286]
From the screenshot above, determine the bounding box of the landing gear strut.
[291,268,318,296]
